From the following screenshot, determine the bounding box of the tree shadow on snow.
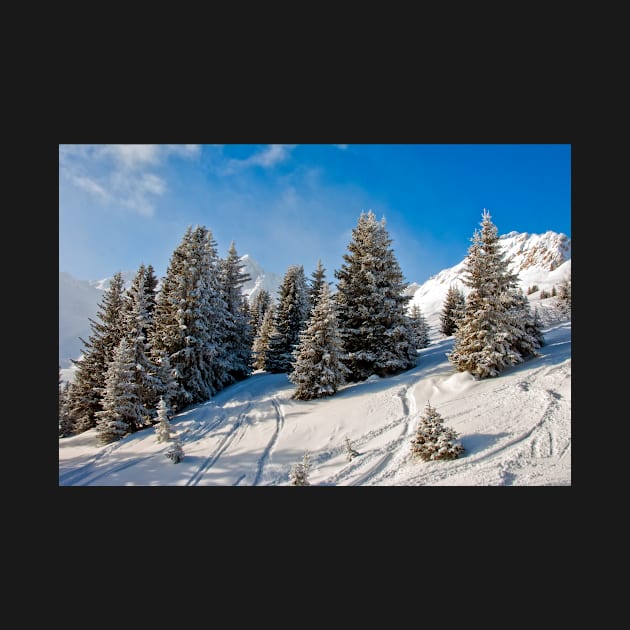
[461,432,510,456]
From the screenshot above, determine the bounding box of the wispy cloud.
[222,144,297,174]
[59,144,200,217]
[334,144,349,150]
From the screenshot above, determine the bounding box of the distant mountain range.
[59,231,571,369]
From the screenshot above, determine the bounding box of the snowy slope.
[407,231,571,336]
[59,320,571,486]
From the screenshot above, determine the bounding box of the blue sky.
[59,144,571,285]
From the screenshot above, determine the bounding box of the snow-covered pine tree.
[408,303,430,350]
[530,308,546,348]
[440,285,466,336]
[95,338,144,444]
[289,451,311,486]
[68,272,127,433]
[448,210,524,378]
[123,264,162,427]
[219,242,253,385]
[289,283,349,400]
[335,211,416,381]
[155,396,173,443]
[557,279,571,319]
[251,304,275,370]
[410,401,464,461]
[153,351,180,412]
[59,378,74,438]
[249,289,273,339]
[151,226,231,408]
[503,288,544,358]
[308,259,330,312]
[165,436,184,463]
[265,265,310,374]
[344,436,359,461]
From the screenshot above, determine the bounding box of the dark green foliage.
[266,265,310,374]
[335,211,416,382]
[408,304,430,349]
[68,272,127,432]
[440,285,466,337]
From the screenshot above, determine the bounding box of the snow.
[59,320,571,486]
[407,231,571,339]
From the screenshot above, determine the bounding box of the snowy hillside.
[59,320,571,486]
[407,231,571,335]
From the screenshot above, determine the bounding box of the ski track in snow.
[252,396,285,486]
[59,438,127,486]
[317,385,416,486]
[398,367,570,486]
[186,400,252,486]
[59,323,570,486]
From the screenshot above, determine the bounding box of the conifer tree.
[95,338,144,444]
[448,210,529,378]
[557,279,571,319]
[123,264,161,425]
[251,305,275,370]
[151,225,230,408]
[165,436,184,463]
[503,288,544,358]
[344,436,359,462]
[155,397,173,443]
[410,401,464,461]
[153,351,180,411]
[249,289,273,339]
[335,211,416,381]
[68,272,127,432]
[289,451,311,486]
[59,377,74,438]
[289,284,349,399]
[440,285,466,336]
[266,265,310,373]
[408,304,430,349]
[219,242,253,385]
[308,259,329,311]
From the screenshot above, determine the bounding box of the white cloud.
[99,144,161,169]
[71,174,108,198]
[59,144,200,217]
[334,144,349,150]
[223,144,297,174]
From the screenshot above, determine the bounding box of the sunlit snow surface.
[59,321,570,486]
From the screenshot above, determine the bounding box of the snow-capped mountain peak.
[499,231,570,272]
[408,230,571,335]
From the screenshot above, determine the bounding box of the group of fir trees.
[62,226,254,444]
[61,208,547,445]
[254,213,419,401]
